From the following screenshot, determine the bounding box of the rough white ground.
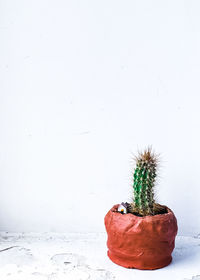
[0,232,199,280]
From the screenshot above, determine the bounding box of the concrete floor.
[0,232,199,280]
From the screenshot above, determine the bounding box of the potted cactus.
[104,147,178,270]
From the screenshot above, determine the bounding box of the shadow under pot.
[104,204,178,270]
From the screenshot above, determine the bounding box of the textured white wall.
[0,0,200,235]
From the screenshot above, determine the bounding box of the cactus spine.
[133,147,158,216]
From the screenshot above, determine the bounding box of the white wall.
[0,0,200,235]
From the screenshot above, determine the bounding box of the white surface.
[0,1,200,234]
[0,232,199,280]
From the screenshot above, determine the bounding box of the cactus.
[132,147,158,216]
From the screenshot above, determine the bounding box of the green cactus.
[133,147,158,216]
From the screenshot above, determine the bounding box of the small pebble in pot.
[118,203,128,214]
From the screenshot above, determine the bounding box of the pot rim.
[111,204,174,220]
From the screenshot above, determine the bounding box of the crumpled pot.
[104,204,178,270]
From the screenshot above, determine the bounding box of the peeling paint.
[0,233,199,279]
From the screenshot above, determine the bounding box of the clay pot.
[104,204,178,270]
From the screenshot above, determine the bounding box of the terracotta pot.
[104,204,178,270]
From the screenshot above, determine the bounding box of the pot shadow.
[170,236,200,267]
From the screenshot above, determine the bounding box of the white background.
[0,0,200,236]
